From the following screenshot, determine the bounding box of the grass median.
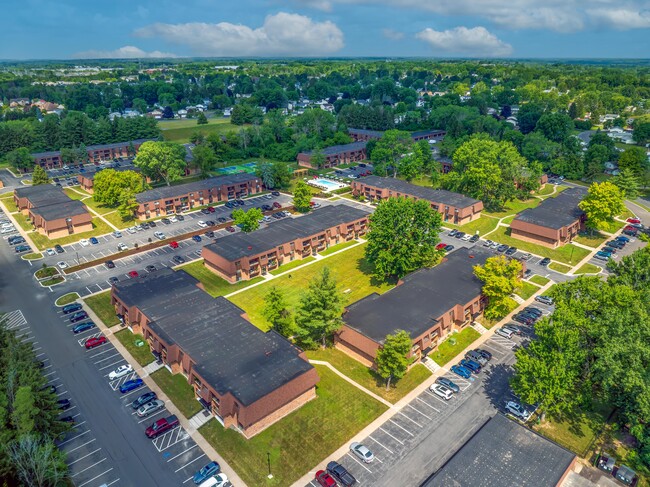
[443,215,499,236]
[529,274,550,286]
[150,368,202,418]
[84,290,120,327]
[55,292,79,306]
[574,263,602,275]
[549,262,572,274]
[430,327,481,366]
[199,364,387,487]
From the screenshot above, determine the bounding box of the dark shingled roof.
[300,141,367,157]
[113,269,315,406]
[31,199,89,221]
[513,187,586,230]
[32,139,154,158]
[360,175,481,210]
[424,414,575,487]
[348,128,384,138]
[135,173,259,204]
[343,247,491,344]
[204,204,370,261]
[15,184,70,207]
[410,129,445,138]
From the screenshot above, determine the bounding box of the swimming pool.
[308,178,348,192]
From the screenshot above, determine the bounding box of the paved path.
[66,187,119,231]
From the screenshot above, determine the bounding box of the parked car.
[623,228,638,237]
[200,208,210,215]
[448,229,458,237]
[444,244,455,252]
[137,399,165,418]
[465,350,487,366]
[192,235,202,242]
[117,243,128,251]
[204,231,215,238]
[626,218,641,224]
[73,322,96,334]
[119,378,144,394]
[497,244,509,252]
[326,461,356,487]
[475,348,492,361]
[539,257,551,266]
[523,307,542,317]
[62,303,83,314]
[450,365,472,379]
[128,270,139,278]
[495,327,514,339]
[154,231,166,240]
[461,233,472,242]
[469,234,480,243]
[57,261,68,269]
[199,473,228,487]
[109,364,133,380]
[513,314,534,325]
[608,240,625,249]
[535,295,554,305]
[483,239,494,247]
[173,256,185,264]
[54,244,64,253]
[197,220,208,228]
[161,218,171,225]
[615,235,630,243]
[225,226,235,233]
[595,251,610,261]
[519,253,532,261]
[69,311,88,323]
[217,217,227,224]
[435,377,460,393]
[503,323,522,335]
[15,245,31,253]
[455,232,466,240]
[57,399,71,410]
[272,202,281,209]
[315,470,337,487]
[85,336,107,349]
[350,442,375,463]
[145,415,179,438]
[505,401,531,421]
[505,246,517,255]
[460,358,482,374]
[132,391,157,409]
[430,383,454,400]
[169,241,179,249]
[436,243,447,251]
[145,265,157,272]
[105,260,115,269]
[90,237,99,245]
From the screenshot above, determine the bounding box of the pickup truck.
[145,415,179,438]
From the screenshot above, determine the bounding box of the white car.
[108,364,133,380]
[430,383,454,400]
[117,243,128,251]
[57,261,68,269]
[461,233,472,241]
[350,442,374,463]
[79,239,89,247]
[200,473,228,487]
[197,220,208,228]
[46,248,56,256]
[154,231,166,240]
[169,216,178,223]
[136,399,165,418]
[126,226,137,234]
[505,401,531,421]
[113,230,123,238]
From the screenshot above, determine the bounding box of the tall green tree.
[262,287,294,337]
[309,148,327,170]
[535,112,574,143]
[4,147,33,171]
[579,181,624,233]
[93,169,145,207]
[473,255,522,320]
[232,207,263,233]
[9,435,68,487]
[370,129,413,177]
[375,330,412,390]
[11,387,39,437]
[196,112,208,125]
[366,197,442,281]
[295,268,343,349]
[134,141,186,186]
[191,144,217,178]
[31,166,50,186]
[618,147,648,177]
[292,180,312,213]
[612,168,640,199]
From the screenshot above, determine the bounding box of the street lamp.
[267,452,273,479]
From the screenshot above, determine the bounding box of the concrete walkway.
[0,199,38,252]
[66,187,119,231]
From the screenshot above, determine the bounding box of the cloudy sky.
[2,0,649,59]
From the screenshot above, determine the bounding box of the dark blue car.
[90,237,99,245]
[460,358,481,374]
[72,322,95,334]
[119,378,144,394]
[435,377,460,393]
[192,235,202,242]
[62,303,83,314]
[193,461,220,484]
[450,365,472,379]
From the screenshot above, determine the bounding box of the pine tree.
[197,112,208,125]
[375,330,412,390]
[295,268,343,349]
[31,166,50,186]
[263,287,294,337]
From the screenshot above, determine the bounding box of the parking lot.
[330,163,374,180]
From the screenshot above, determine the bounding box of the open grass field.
[269,256,315,275]
[29,217,113,250]
[62,188,89,201]
[515,281,540,300]
[159,118,245,143]
[84,290,120,327]
[199,364,387,487]
[305,347,431,403]
[114,330,153,367]
[444,215,500,236]
[319,240,359,256]
[150,368,202,418]
[228,243,394,331]
[181,261,264,297]
[429,327,481,366]
[489,226,590,265]
[484,198,541,219]
[12,212,33,231]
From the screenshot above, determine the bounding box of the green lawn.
[114,330,154,366]
[29,217,114,250]
[181,261,264,297]
[150,368,202,418]
[0,196,19,213]
[63,188,90,201]
[535,184,559,197]
[549,262,572,273]
[319,240,359,256]
[489,226,590,265]
[160,118,245,143]
[23,252,43,260]
[530,275,551,286]
[229,243,394,331]
[501,215,516,225]
[429,327,481,366]
[598,219,626,234]
[101,211,134,229]
[199,364,387,487]
[305,347,431,403]
[84,290,120,327]
[269,256,315,275]
[515,281,539,300]
[41,276,64,286]
[443,215,500,236]
[13,212,33,231]
[82,197,117,216]
[35,266,59,278]
[55,293,79,306]
[484,198,541,218]
[574,263,602,275]
[574,231,609,248]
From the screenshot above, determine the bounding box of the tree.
[517,103,544,134]
[370,130,413,177]
[4,147,33,171]
[134,141,186,186]
[612,168,640,199]
[568,102,578,120]
[375,330,412,390]
[309,148,326,170]
[618,147,648,177]
[633,120,650,145]
[11,387,39,437]
[9,435,68,487]
[473,255,522,320]
[366,197,442,281]
[93,169,145,207]
[535,112,574,143]
[162,106,174,119]
[233,207,263,232]
[583,144,609,181]
[295,268,343,349]
[271,162,291,189]
[196,112,208,125]
[262,287,294,337]
[191,144,217,178]
[31,166,50,186]
[579,181,625,233]
[293,180,312,213]
[256,162,275,188]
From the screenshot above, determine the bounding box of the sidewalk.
[80,297,249,487]
[0,199,38,253]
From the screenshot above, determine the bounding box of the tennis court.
[216,162,258,175]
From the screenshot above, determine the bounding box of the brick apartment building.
[348,128,446,143]
[111,269,319,438]
[351,175,483,226]
[297,141,367,169]
[134,173,262,220]
[202,204,370,282]
[14,185,92,238]
[31,139,153,170]
[510,187,587,248]
[336,247,492,367]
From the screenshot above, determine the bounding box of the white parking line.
[98,359,126,371]
[416,396,440,412]
[174,453,205,473]
[89,348,116,359]
[71,458,107,477]
[77,468,114,487]
[120,386,149,399]
[378,427,404,445]
[104,479,120,487]
[347,453,373,473]
[398,411,423,428]
[68,448,102,465]
[166,444,199,462]
[138,409,166,424]
[59,430,90,446]
[368,435,394,454]
[425,390,453,405]
[405,403,432,420]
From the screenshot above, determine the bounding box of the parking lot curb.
[0,199,38,251]
[80,298,249,487]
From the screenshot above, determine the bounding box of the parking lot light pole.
[267,452,273,479]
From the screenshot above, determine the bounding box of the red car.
[315,470,337,487]
[225,226,235,233]
[145,415,179,438]
[85,336,107,349]
[272,202,281,209]
[169,241,179,249]
[624,225,638,232]
[627,218,641,224]
[128,270,139,278]
[207,206,216,213]
[436,243,447,251]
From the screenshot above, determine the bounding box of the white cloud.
[292,0,333,11]
[587,8,650,29]
[382,28,405,40]
[416,26,513,57]
[134,13,344,56]
[73,46,177,59]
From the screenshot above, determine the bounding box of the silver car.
[349,442,374,463]
[136,399,165,418]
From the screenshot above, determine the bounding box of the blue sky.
[2,0,650,59]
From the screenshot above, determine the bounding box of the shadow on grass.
[355,256,398,289]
